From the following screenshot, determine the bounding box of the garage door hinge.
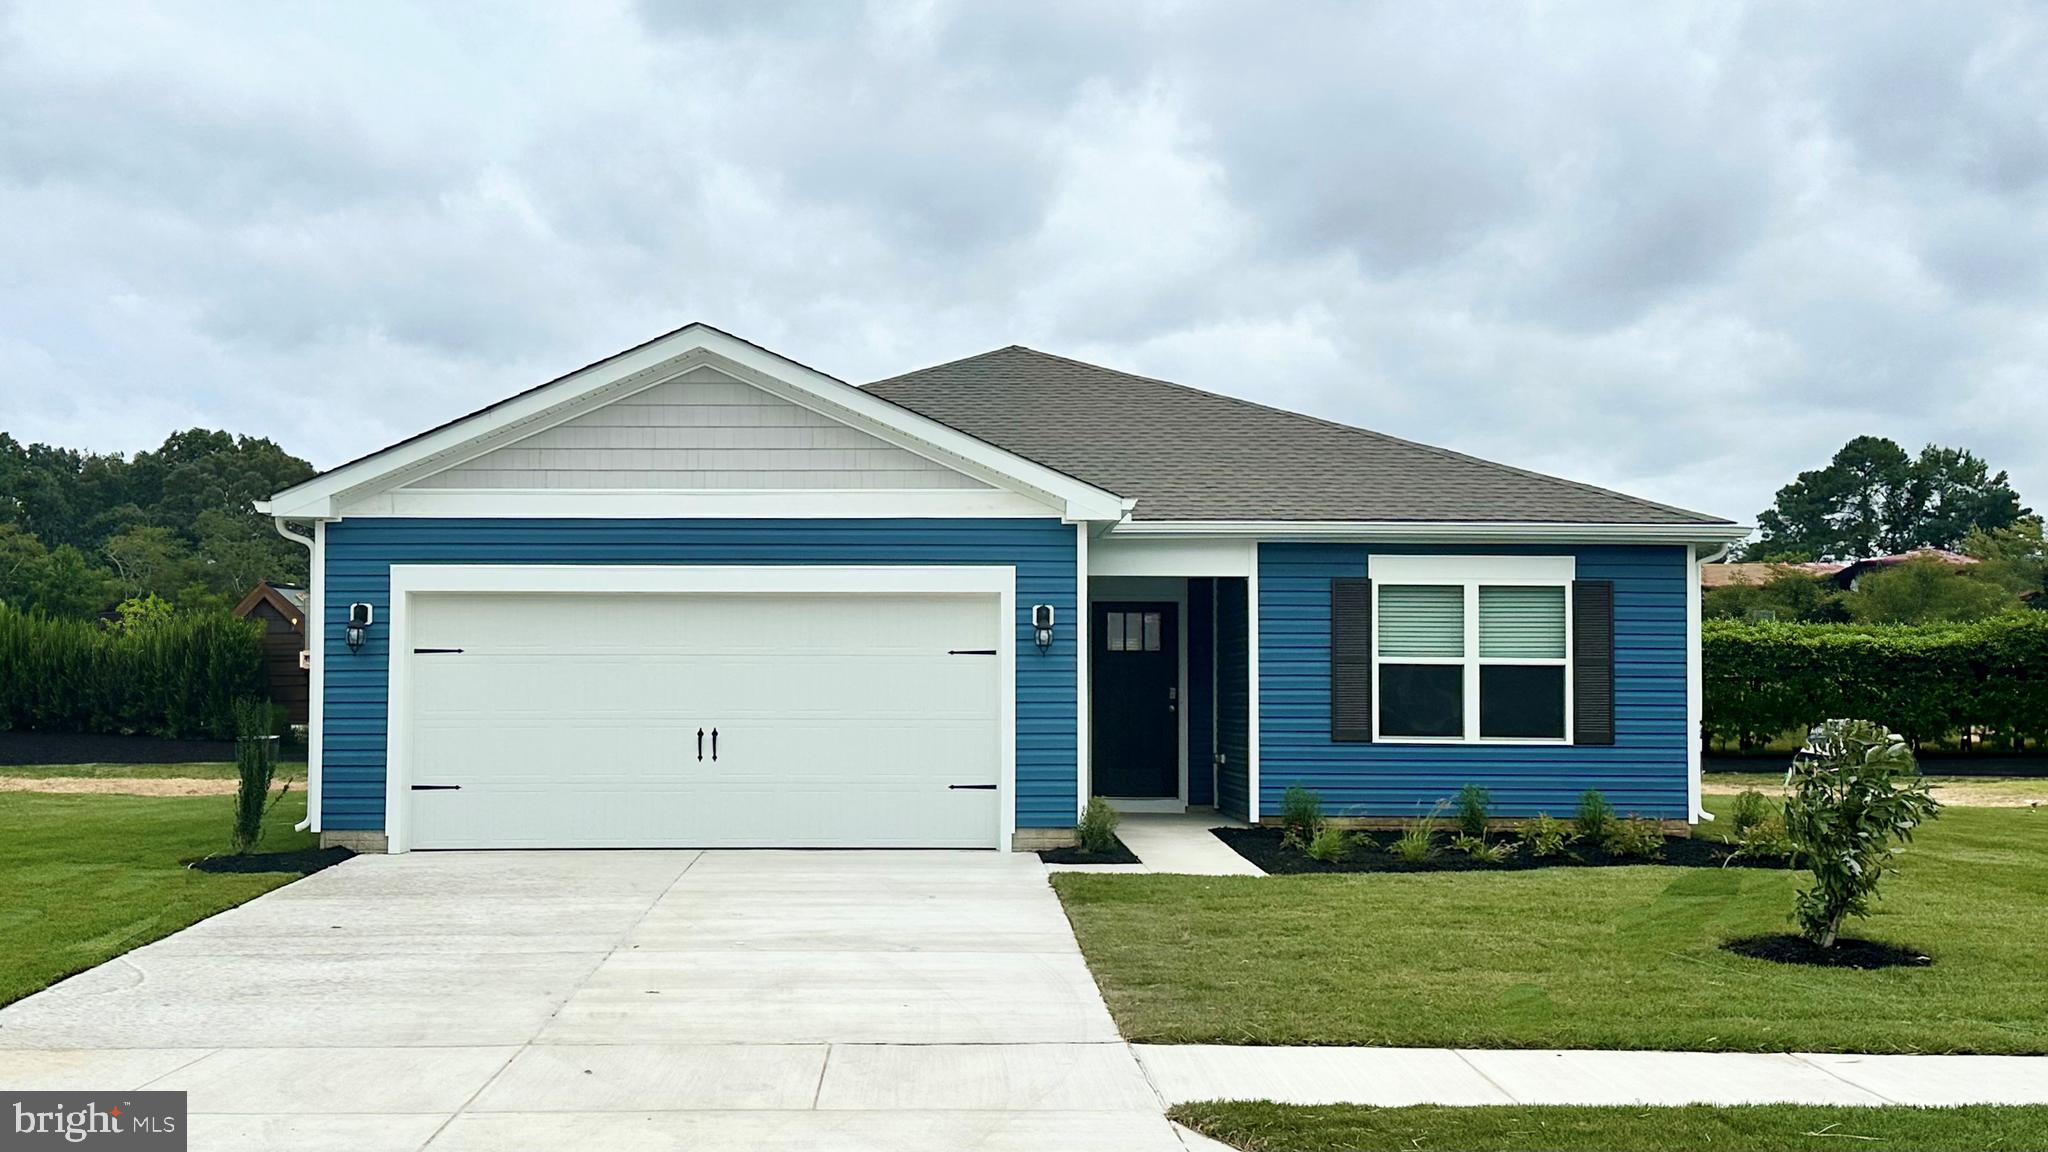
[413,647,464,654]
[947,648,998,655]
[410,784,461,791]
[948,784,998,790]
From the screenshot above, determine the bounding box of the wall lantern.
[1031,604,1055,652]
[345,602,375,653]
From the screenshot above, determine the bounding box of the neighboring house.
[230,581,310,725]
[257,324,1745,853]
[1828,548,1977,590]
[1699,560,1844,589]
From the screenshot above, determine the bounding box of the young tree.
[1751,437,2028,560]
[1784,719,1940,948]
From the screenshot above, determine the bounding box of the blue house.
[258,324,1744,852]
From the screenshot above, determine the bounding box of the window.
[1372,563,1570,743]
[1102,610,1161,653]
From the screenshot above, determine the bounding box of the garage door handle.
[411,784,460,791]
[949,784,997,790]
[711,727,718,761]
[697,728,704,762]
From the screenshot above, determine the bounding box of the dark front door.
[1092,601,1179,798]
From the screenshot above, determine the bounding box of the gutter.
[1107,519,1754,546]
[268,512,317,833]
[1690,541,1738,824]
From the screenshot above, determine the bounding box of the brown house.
[232,581,310,724]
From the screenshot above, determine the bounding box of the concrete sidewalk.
[1046,809,1264,876]
[1135,1044,2048,1108]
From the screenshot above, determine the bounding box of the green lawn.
[1053,801,2048,1052]
[0,791,315,1006]
[1,762,249,779]
[1170,1102,2048,1152]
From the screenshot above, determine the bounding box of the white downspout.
[269,514,317,833]
[1689,541,1736,824]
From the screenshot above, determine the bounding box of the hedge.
[1703,614,2048,750]
[0,605,266,739]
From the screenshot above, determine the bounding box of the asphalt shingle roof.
[865,347,1731,526]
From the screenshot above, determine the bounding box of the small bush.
[1575,789,1615,843]
[1785,718,1941,947]
[1077,796,1121,854]
[1280,785,1324,849]
[1454,783,1491,839]
[1304,824,1354,863]
[1604,815,1666,860]
[1726,813,1799,866]
[1450,834,1519,865]
[230,696,282,855]
[1519,813,1574,858]
[1390,802,1446,863]
[1731,788,1776,836]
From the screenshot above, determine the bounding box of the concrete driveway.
[0,850,1190,1151]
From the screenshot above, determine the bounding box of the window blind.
[1377,585,1464,658]
[1478,586,1566,659]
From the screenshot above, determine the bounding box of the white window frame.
[1367,554,1575,746]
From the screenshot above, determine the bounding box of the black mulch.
[189,847,354,875]
[1039,836,1141,865]
[0,730,307,766]
[1724,934,1933,970]
[1214,826,1796,875]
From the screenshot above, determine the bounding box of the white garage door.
[400,589,1002,849]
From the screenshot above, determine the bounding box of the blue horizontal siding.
[1258,543,1689,819]
[320,518,1078,832]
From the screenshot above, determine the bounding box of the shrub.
[1730,788,1775,836]
[1390,802,1446,863]
[1703,615,2048,751]
[0,604,264,738]
[1604,816,1666,860]
[1280,785,1324,850]
[229,697,282,855]
[1725,813,1799,866]
[1450,834,1518,865]
[1077,797,1121,855]
[1454,783,1491,839]
[1574,789,1615,843]
[1519,813,1574,858]
[1784,718,1941,947]
[1304,824,1354,863]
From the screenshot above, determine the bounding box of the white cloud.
[1,0,2042,524]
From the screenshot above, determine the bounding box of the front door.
[1091,601,1178,798]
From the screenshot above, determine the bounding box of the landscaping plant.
[1603,816,1665,860]
[1519,813,1574,858]
[1390,802,1446,863]
[229,697,284,855]
[1454,783,1491,839]
[1077,796,1121,855]
[1574,789,1615,843]
[1784,718,1941,948]
[1279,784,1324,850]
[1450,834,1518,865]
[1724,787,1799,866]
[1304,824,1354,863]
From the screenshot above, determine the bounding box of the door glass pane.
[1105,612,1125,651]
[1126,612,1144,652]
[1479,586,1566,659]
[1379,663,1463,737]
[1378,585,1464,657]
[1480,665,1566,738]
[1143,612,1162,652]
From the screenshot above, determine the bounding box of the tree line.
[0,429,315,618]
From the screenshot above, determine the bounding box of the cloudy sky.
[3,1,2044,524]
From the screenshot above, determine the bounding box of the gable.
[403,366,988,492]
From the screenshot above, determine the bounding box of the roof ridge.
[901,345,1726,525]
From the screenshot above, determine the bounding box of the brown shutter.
[1572,579,1615,746]
[1331,578,1373,742]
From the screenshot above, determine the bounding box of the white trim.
[1086,578,1190,808]
[308,520,325,832]
[1246,544,1261,824]
[1074,524,1090,821]
[1089,536,1254,577]
[380,563,1017,854]
[340,488,1060,520]
[1687,543,1712,824]
[1109,520,1752,545]
[1369,555,1575,747]
[266,326,1126,523]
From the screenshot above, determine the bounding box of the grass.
[1170,1102,2048,1152]
[1052,799,2048,1052]
[0,761,241,779]
[0,790,315,1006]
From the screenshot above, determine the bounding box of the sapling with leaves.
[1784,718,1941,948]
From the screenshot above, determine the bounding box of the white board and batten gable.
[261,324,1129,524]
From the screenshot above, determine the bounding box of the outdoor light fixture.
[1032,604,1055,652]
[345,602,374,653]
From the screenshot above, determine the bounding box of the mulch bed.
[1214,826,1795,875]
[1038,836,1141,865]
[1723,934,1933,969]
[0,730,307,766]
[189,846,354,875]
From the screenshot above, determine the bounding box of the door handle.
[711,727,719,761]
[697,728,704,762]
